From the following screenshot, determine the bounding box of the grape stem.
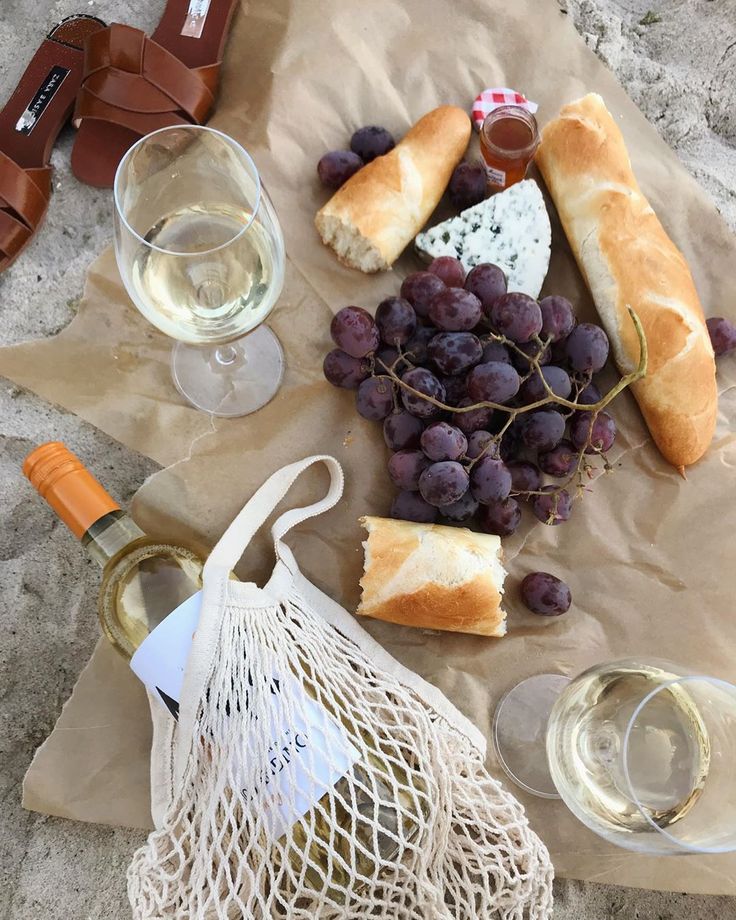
[377,307,647,417]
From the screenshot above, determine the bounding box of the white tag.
[484,164,507,188]
[130,591,361,835]
[181,0,211,38]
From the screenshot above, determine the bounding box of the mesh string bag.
[128,456,553,919]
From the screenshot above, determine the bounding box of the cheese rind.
[415,179,552,298]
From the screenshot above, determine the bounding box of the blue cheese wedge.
[415,179,551,298]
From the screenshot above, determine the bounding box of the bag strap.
[203,455,344,579]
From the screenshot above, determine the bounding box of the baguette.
[536,93,717,470]
[315,106,471,272]
[356,516,507,637]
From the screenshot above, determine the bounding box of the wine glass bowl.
[494,658,736,855]
[113,125,286,416]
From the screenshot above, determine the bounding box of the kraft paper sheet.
[3,0,736,896]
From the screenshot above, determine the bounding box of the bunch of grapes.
[324,256,628,538]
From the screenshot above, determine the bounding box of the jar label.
[130,592,361,837]
[484,164,507,188]
[181,0,211,38]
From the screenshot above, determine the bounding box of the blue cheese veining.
[415,179,551,298]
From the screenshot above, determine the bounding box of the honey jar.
[480,105,540,192]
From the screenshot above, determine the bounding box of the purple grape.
[499,419,525,461]
[323,349,370,388]
[521,410,565,452]
[317,150,363,189]
[480,497,521,536]
[388,450,430,491]
[428,288,482,331]
[448,161,487,210]
[439,374,468,406]
[400,272,446,318]
[467,361,521,404]
[519,365,572,403]
[375,345,404,373]
[420,421,468,462]
[428,256,466,288]
[481,341,512,365]
[577,381,601,405]
[390,490,437,524]
[512,339,551,371]
[400,367,445,418]
[507,460,542,494]
[465,263,507,315]
[452,398,493,434]
[440,491,480,523]
[570,411,616,453]
[470,457,512,504]
[539,296,575,342]
[375,296,417,346]
[707,317,736,356]
[419,461,470,507]
[331,306,380,358]
[428,332,483,376]
[532,486,572,525]
[565,323,609,373]
[404,324,436,365]
[521,572,572,615]
[350,125,395,162]
[490,293,543,343]
[466,430,497,460]
[383,410,424,450]
[356,376,394,420]
[538,440,579,477]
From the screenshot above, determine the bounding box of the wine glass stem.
[215,344,240,367]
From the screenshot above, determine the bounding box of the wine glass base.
[171,325,284,417]
[492,673,571,799]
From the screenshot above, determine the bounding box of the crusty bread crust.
[315,106,471,272]
[356,516,506,637]
[536,93,717,469]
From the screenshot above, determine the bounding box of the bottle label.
[130,592,360,837]
[484,163,507,187]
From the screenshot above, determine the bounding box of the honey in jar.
[480,105,540,192]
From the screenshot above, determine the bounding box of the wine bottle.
[23,442,205,662]
[25,443,426,899]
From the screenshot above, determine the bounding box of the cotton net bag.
[128,455,553,919]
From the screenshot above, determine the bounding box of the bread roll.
[356,516,507,637]
[315,106,471,272]
[536,93,717,470]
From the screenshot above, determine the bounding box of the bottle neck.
[81,510,146,568]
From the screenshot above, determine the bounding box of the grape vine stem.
[377,307,648,418]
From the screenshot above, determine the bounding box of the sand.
[1,0,735,916]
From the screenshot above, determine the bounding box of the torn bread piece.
[357,516,507,637]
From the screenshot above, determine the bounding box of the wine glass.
[493,658,736,853]
[113,125,286,417]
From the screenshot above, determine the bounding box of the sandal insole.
[0,17,103,171]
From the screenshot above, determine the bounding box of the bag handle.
[203,455,344,578]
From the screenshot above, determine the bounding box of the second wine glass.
[113,125,286,417]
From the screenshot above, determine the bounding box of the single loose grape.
[317,150,364,188]
[448,161,487,210]
[350,125,395,162]
[521,572,572,616]
[707,317,736,356]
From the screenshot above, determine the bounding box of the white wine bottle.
[25,443,426,899]
[24,442,206,671]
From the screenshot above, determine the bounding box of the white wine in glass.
[114,125,286,417]
[494,659,736,854]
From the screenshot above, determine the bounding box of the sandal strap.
[73,24,217,137]
[0,153,51,261]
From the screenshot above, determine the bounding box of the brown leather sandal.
[0,15,105,273]
[71,0,239,189]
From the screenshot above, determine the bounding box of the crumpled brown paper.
[3,0,736,896]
